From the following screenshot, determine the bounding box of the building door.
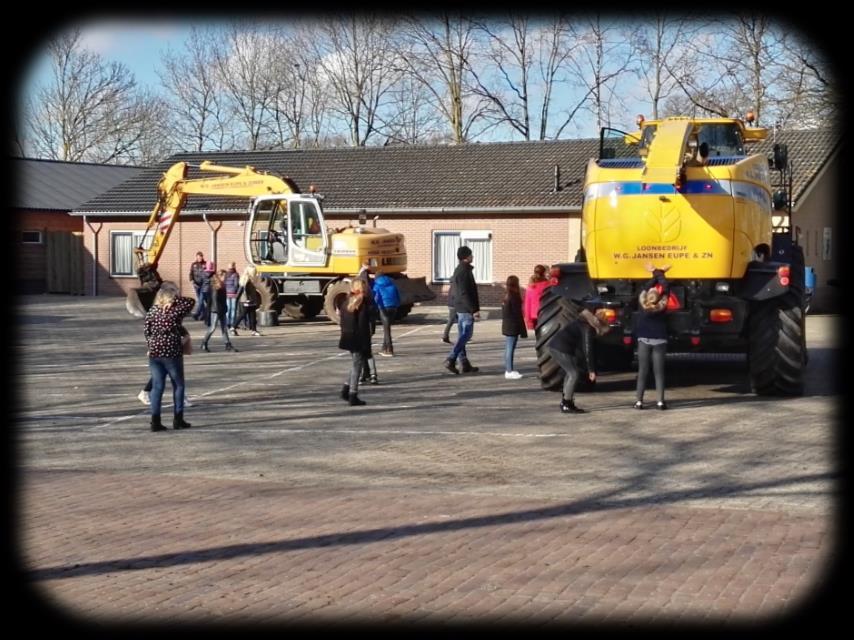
[46,231,85,294]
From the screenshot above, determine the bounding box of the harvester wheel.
[534,287,590,390]
[323,280,351,325]
[747,291,806,395]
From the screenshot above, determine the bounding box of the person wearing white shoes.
[501,275,527,380]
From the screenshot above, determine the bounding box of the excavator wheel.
[255,276,277,312]
[534,287,590,391]
[283,294,324,320]
[323,280,352,325]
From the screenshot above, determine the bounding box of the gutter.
[71,205,582,218]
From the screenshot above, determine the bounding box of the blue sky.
[22,20,199,91]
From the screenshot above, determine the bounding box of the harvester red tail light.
[599,308,617,324]
[709,309,733,323]
[777,265,790,287]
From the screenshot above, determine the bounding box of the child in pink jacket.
[523,264,550,330]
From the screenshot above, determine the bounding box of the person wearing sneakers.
[545,306,610,414]
[444,246,480,375]
[373,271,400,357]
[138,378,192,408]
[143,281,194,431]
[501,275,527,379]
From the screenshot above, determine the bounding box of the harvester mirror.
[773,143,788,171]
[772,190,788,211]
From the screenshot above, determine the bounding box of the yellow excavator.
[536,115,807,395]
[127,161,435,322]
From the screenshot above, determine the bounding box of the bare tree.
[397,13,492,144]
[374,73,447,145]
[635,16,699,119]
[470,13,581,141]
[310,15,401,147]
[158,26,230,152]
[23,28,162,164]
[213,22,280,150]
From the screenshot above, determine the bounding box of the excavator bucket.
[392,276,436,307]
[126,286,158,318]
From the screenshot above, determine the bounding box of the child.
[338,278,373,406]
[501,275,527,379]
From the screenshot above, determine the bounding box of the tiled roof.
[752,129,839,203]
[72,130,837,216]
[13,158,144,211]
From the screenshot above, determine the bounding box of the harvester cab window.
[696,124,744,157]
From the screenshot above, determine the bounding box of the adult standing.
[143,281,194,431]
[189,252,207,320]
[338,278,373,406]
[373,271,400,357]
[441,280,457,344]
[545,307,610,414]
[443,246,480,375]
[523,264,550,331]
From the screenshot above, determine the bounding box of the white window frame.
[21,230,43,244]
[432,230,493,284]
[110,230,153,277]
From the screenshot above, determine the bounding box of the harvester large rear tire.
[534,288,590,391]
[323,280,351,325]
[748,291,806,395]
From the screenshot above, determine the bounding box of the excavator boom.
[127,161,299,317]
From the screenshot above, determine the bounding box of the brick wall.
[82,212,582,305]
[17,210,84,294]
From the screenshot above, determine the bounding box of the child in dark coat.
[501,275,527,379]
[338,278,373,406]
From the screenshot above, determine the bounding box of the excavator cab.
[247,195,328,267]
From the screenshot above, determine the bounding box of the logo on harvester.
[644,205,681,242]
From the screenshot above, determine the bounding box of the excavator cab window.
[249,199,288,264]
[696,124,744,157]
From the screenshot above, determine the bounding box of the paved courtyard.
[13,295,842,628]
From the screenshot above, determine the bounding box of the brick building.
[13,158,143,294]
[71,132,840,311]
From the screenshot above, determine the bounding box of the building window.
[21,230,43,244]
[432,230,492,283]
[111,231,153,277]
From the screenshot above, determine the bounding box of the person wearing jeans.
[501,275,526,379]
[373,272,400,357]
[444,246,480,374]
[143,282,194,431]
[189,252,207,320]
